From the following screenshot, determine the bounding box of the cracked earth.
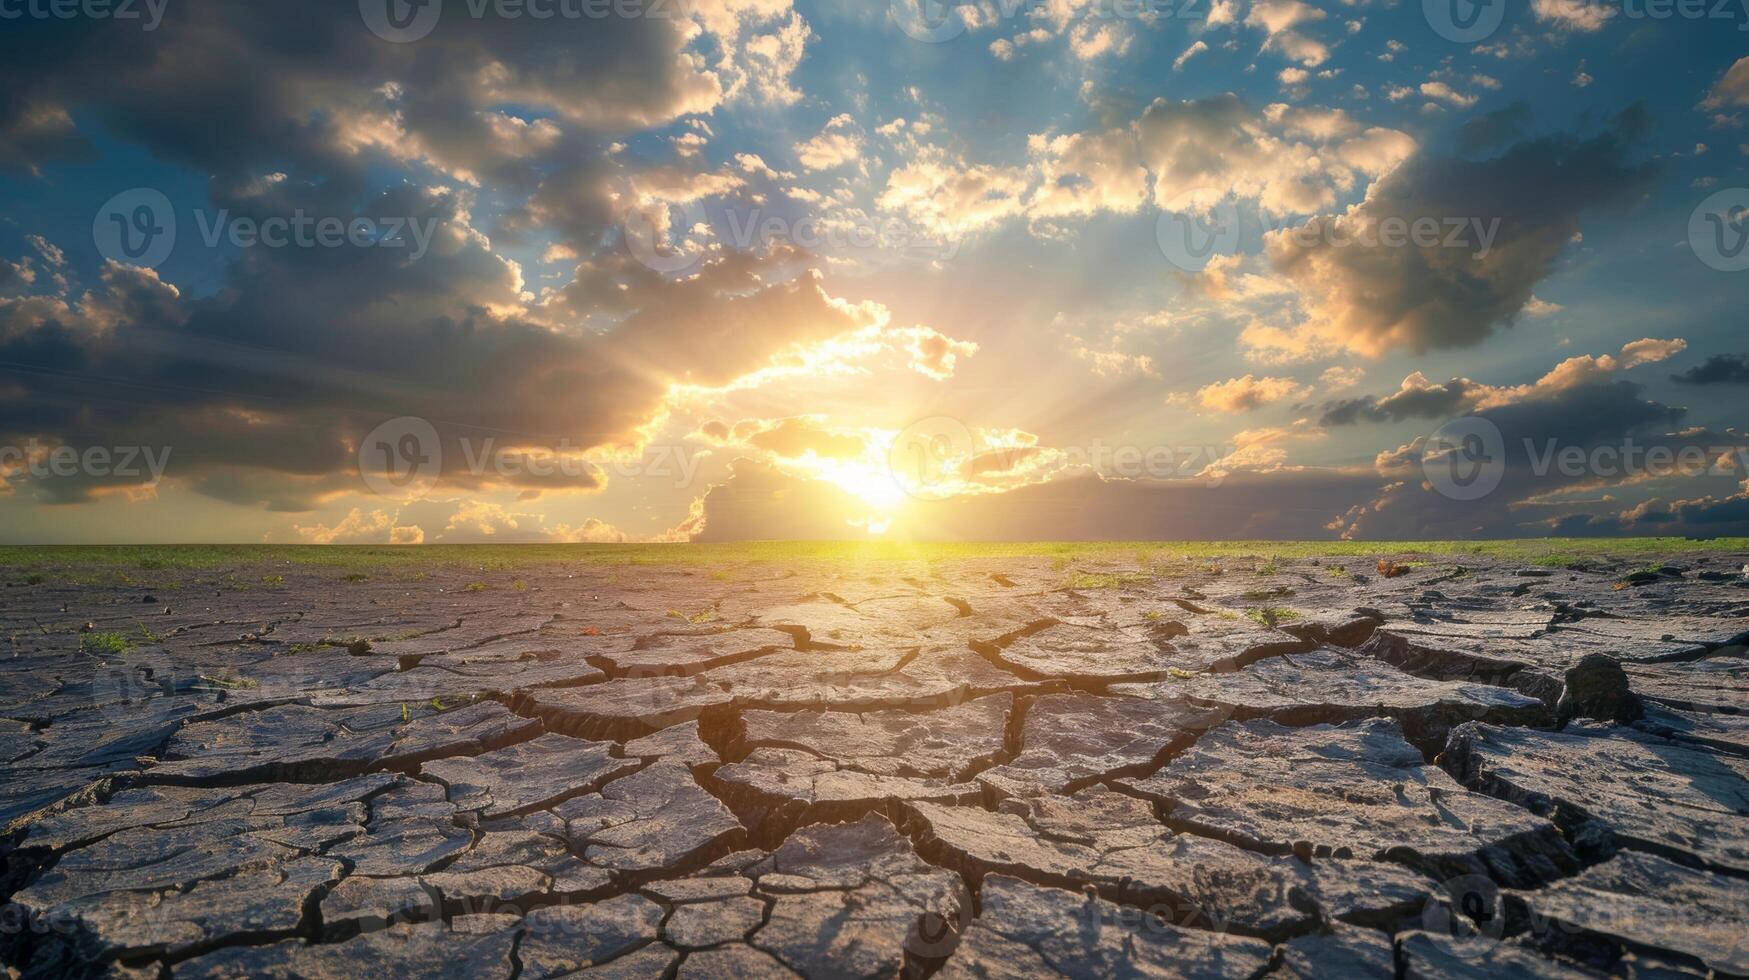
[1,550,1747,978]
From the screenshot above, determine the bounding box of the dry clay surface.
[1,551,1747,977]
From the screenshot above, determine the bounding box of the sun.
[811,457,910,512]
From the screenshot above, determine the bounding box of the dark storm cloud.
[1672,354,1749,386]
[1333,380,1749,539]
[1453,102,1531,156]
[0,0,717,180]
[1268,107,1658,355]
[0,184,868,508]
[0,0,866,511]
[1320,378,1484,426]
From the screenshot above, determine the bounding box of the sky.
[0,0,1746,543]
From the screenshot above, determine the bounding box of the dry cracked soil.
[0,549,1747,978]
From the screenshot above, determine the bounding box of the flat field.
[0,542,1745,976]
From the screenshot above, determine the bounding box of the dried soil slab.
[623,720,718,767]
[1397,931,1594,979]
[149,701,537,783]
[1277,926,1396,978]
[13,694,215,773]
[1281,609,1385,648]
[1120,719,1575,886]
[24,773,397,852]
[326,815,472,876]
[518,675,735,741]
[1120,647,1551,750]
[366,612,557,659]
[174,917,519,979]
[203,646,401,701]
[975,693,1224,798]
[1393,608,1557,640]
[909,788,1317,939]
[747,814,970,974]
[555,762,744,874]
[27,856,340,969]
[1561,614,1749,651]
[1624,653,1749,713]
[977,616,1310,681]
[420,828,611,905]
[936,874,1274,979]
[516,894,665,978]
[309,655,606,706]
[318,875,437,934]
[1633,703,1749,757]
[1443,722,1749,875]
[663,894,768,948]
[713,747,979,823]
[0,769,114,836]
[1510,849,1749,976]
[13,819,314,908]
[422,733,638,819]
[735,693,1011,779]
[1366,613,1714,685]
[520,648,1034,741]
[749,594,967,645]
[677,945,796,977]
[592,628,795,677]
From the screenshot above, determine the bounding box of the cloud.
[1248,108,1657,358]
[1320,338,1686,425]
[795,114,864,171]
[877,152,1029,238]
[1026,128,1150,220]
[0,202,890,510]
[1331,380,1723,539]
[1703,57,1749,110]
[901,327,980,380]
[1532,0,1615,31]
[1672,354,1749,386]
[1244,0,1330,67]
[292,508,420,545]
[1175,374,1310,412]
[1139,96,1415,214]
[739,417,870,460]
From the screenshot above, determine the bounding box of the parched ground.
[0,544,1746,978]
